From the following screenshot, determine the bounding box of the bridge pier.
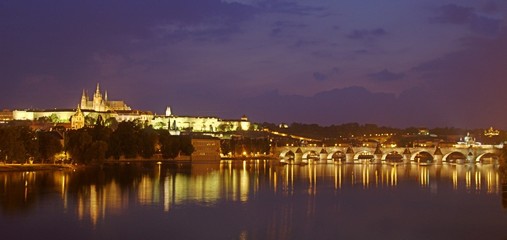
[295,148,303,164]
[403,154,410,163]
[345,147,354,163]
[434,147,443,165]
[320,149,327,164]
[403,148,411,164]
[467,152,475,164]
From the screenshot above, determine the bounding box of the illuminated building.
[70,107,85,129]
[10,84,252,134]
[190,136,221,162]
[80,83,131,112]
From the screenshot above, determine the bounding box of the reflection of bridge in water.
[275,145,501,164]
[277,163,501,194]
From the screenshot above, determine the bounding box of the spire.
[95,83,100,94]
[105,91,108,101]
[81,89,86,99]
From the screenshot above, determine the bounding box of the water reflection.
[0,161,505,239]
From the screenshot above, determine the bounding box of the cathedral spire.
[95,83,100,94]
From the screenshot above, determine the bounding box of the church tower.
[80,89,88,109]
[93,83,104,111]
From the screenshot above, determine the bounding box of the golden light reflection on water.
[0,161,503,227]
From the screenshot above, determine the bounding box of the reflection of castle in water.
[1,162,502,226]
[68,162,502,226]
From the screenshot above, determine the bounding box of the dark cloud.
[273,20,307,29]
[256,1,324,15]
[368,69,405,81]
[469,16,502,36]
[270,28,283,36]
[432,4,475,24]
[481,1,500,13]
[291,40,319,48]
[431,4,502,35]
[312,72,328,81]
[410,30,507,127]
[346,28,387,39]
[0,0,258,108]
[270,20,306,37]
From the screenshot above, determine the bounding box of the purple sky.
[1,0,507,128]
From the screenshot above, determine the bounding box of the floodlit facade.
[10,84,251,133]
[80,83,131,112]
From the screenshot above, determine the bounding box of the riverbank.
[0,164,79,172]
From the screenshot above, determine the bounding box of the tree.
[49,113,60,123]
[104,117,119,130]
[111,121,140,159]
[0,126,28,163]
[37,131,62,163]
[139,126,157,159]
[158,130,178,159]
[89,140,108,164]
[65,129,93,164]
[157,131,193,159]
[84,116,96,127]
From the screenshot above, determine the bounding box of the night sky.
[1,1,507,128]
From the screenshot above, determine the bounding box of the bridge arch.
[476,152,499,163]
[354,151,374,161]
[442,151,467,163]
[411,151,434,163]
[279,150,295,159]
[327,151,346,162]
[302,150,318,160]
[382,151,403,162]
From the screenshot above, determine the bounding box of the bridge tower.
[373,144,382,164]
[434,146,443,164]
[345,147,354,163]
[403,147,411,164]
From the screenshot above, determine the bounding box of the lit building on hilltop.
[80,83,131,112]
[70,107,85,129]
[10,84,252,133]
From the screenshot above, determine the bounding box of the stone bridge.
[274,145,502,164]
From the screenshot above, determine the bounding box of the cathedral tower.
[93,83,104,111]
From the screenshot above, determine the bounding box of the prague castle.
[80,84,131,112]
[9,84,252,133]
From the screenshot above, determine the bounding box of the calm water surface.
[1,161,507,240]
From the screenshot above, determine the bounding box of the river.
[1,161,507,239]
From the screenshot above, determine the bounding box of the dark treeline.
[66,121,194,164]
[0,121,193,164]
[220,137,270,156]
[261,122,402,139]
[0,125,63,163]
[260,122,503,140]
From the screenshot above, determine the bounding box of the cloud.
[409,29,507,127]
[368,69,404,81]
[431,4,502,36]
[346,28,387,39]
[256,1,324,15]
[469,16,502,36]
[432,4,475,24]
[270,20,307,37]
[312,72,328,81]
